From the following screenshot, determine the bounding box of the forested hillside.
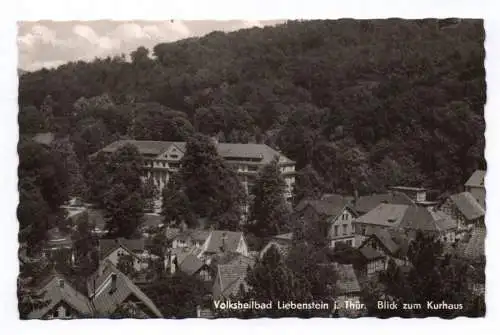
[18,19,486,197]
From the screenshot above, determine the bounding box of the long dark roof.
[353,192,415,214]
[96,140,294,165]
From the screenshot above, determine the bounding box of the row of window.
[333,224,350,237]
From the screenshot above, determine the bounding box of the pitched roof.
[357,203,456,233]
[216,143,294,164]
[465,170,486,188]
[449,192,485,221]
[97,140,294,164]
[99,140,185,157]
[88,260,163,318]
[429,209,458,231]
[463,227,486,262]
[99,238,145,259]
[354,203,408,228]
[177,254,205,276]
[353,192,415,214]
[295,198,351,218]
[359,245,385,261]
[28,274,92,319]
[212,255,256,300]
[362,227,409,257]
[332,263,361,296]
[204,231,244,254]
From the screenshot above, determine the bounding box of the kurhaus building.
[96,139,296,203]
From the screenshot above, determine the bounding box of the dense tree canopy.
[18,19,485,196]
[178,133,246,230]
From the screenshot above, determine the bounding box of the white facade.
[328,208,356,248]
[105,246,146,272]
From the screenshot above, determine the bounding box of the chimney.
[58,279,64,288]
[354,189,359,204]
[110,273,117,293]
[196,305,201,318]
[220,232,228,252]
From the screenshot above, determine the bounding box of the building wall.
[328,209,355,248]
[139,151,296,203]
[105,247,144,272]
[367,258,386,276]
[44,301,82,320]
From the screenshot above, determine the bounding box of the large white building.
[96,140,296,203]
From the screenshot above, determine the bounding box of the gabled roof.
[296,197,353,218]
[361,227,409,257]
[177,253,205,276]
[96,140,294,164]
[204,230,244,254]
[212,255,256,300]
[449,192,485,221]
[359,245,385,261]
[353,192,415,214]
[357,203,457,233]
[354,203,408,228]
[98,140,185,157]
[465,170,486,188]
[28,273,92,319]
[217,143,294,164]
[99,238,145,260]
[88,260,163,318]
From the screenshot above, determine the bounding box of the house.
[26,273,93,319]
[358,244,386,277]
[259,232,293,259]
[212,254,256,300]
[172,229,211,249]
[358,228,410,269]
[98,238,147,272]
[353,203,458,245]
[464,170,486,208]
[352,191,415,216]
[94,140,296,202]
[388,186,428,203]
[441,192,485,231]
[199,230,249,258]
[295,197,358,248]
[87,260,163,318]
[168,245,207,278]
